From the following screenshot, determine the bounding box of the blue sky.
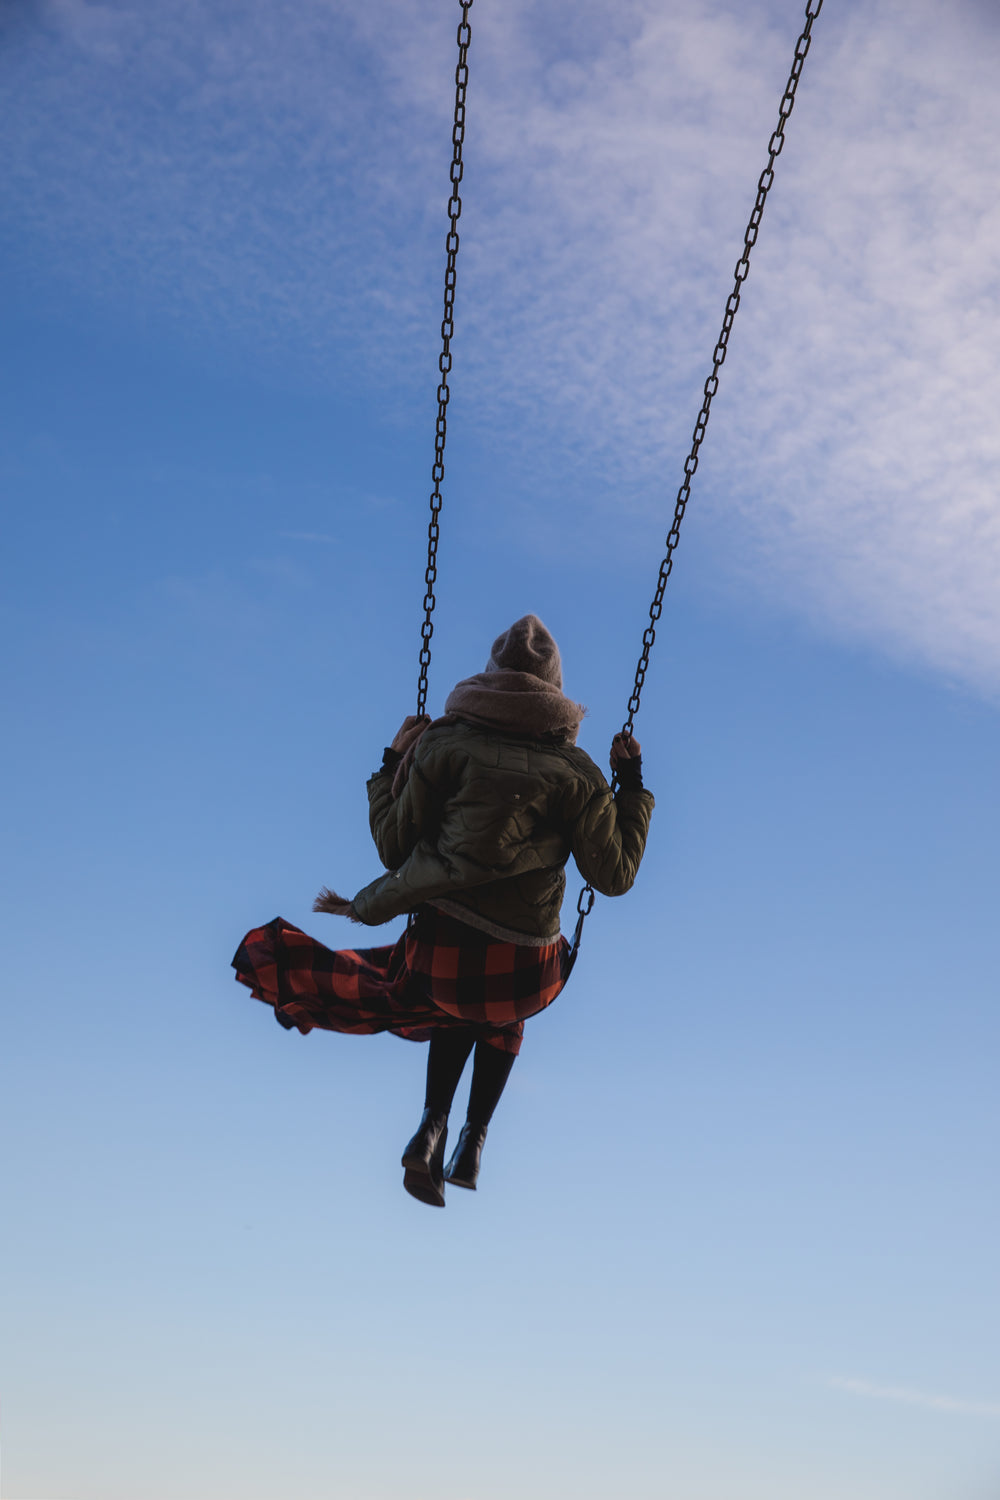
[2,2,999,1498]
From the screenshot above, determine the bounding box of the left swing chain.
[416,1,474,720]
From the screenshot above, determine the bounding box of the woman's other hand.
[391,715,432,756]
[313,887,361,921]
[609,732,642,770]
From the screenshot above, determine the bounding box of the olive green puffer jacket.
[352,719,654,941]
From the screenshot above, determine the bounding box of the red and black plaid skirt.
[232,907,570,1056]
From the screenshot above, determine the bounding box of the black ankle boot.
[401,1108,448,1208]
[443,1122,488,1190]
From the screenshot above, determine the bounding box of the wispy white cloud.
[830,1375,1000,1419]
[3,0,999,694]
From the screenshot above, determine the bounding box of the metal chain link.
[416,1,474,719]
[623,0,824,737]
[570,0,825,969]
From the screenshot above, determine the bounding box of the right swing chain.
[571,0,826,966]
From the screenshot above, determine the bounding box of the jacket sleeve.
[367,755,442,872]
[569,775,655,897]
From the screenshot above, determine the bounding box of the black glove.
[615,755,644,792]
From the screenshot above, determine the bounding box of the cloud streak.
[3,0,999,694]
[830,1376,1000,1420]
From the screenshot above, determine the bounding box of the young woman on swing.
[233,614,653,1207]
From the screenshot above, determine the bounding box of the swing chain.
[575,0,824,961]
[416,0,474,720]
[564,881,596,978]
[621,0,824,740]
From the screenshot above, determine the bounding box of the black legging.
[424,1029,515,1127]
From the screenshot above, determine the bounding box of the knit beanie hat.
[485,614,563,687]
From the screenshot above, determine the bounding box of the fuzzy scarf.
[391,669,586,797]
[445,668,586,740]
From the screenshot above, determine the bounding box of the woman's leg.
[401,1027,476,1208]
[467,1040,516,1127]
[444,1039,516,1190]
[424,1028,477,1115]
